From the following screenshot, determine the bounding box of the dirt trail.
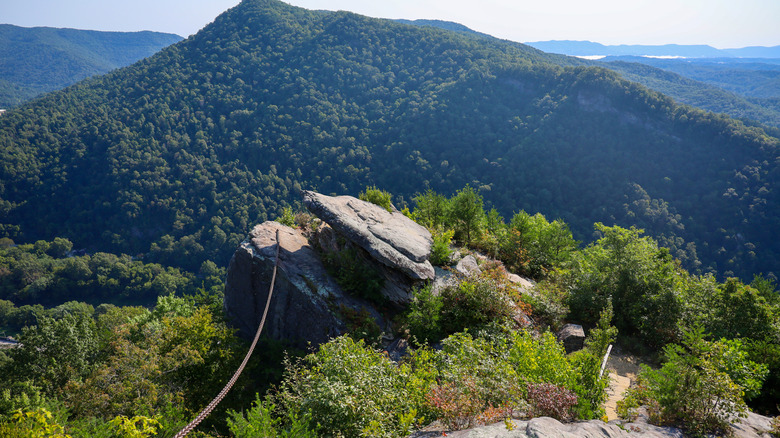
[604,350,643,421]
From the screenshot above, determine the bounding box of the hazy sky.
[2,0,778,48]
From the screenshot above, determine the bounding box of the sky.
[2,0,779,49]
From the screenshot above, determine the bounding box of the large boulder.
[223,221,387,346]
[557,323,586,353]
[302,191,435,282]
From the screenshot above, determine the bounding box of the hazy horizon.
[2,0,778,49]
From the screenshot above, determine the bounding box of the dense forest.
[0,24,182,108]
[0,0,778,284]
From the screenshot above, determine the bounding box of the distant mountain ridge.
[0,24,183,108]
[525,40,780,59]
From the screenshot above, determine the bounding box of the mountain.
[525,40,780,59]
[0,0,778,281]
[0,24,183,108]
[602,60,780,129]
[393,22,780,129]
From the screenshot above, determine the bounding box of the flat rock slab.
[303,191,435,281]
[411,417,682,438]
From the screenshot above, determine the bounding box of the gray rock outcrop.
[223,221,386,346]
[415,412,776,438]
[303,190,435,282]
[557,323,586,353]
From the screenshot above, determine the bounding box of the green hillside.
[0,24,183,108]
[0,0,778,281]
[603,60,780,129]
[404,20,780,129]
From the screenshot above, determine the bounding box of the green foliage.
[7,313,100,395]
[404,274,515,345]
[604,58,780,129]
[0,291,259,436]
[508,330,574,388]
[438,277,515,336]
[276,206,297,227]
[429,228,454,266]
[321,247,385,304]
[567,223,682,347]
[742,339,780,415]
[107,415,159,438]
[522,280,568,331]
[274,336,420,438]
[569,302,617,420]
[446,185,486,246]
[618,327,754,437]
[359,186,393,212]
[0,239,225,310]
[227,396,317,438]
[404,284,444,345]
[499,211,578,278]
[0,407,71,438]
[337,304,383,346]
[426,377,511,431]
[1,0,778,284]
[412,190,449,229]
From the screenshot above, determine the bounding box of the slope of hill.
[603,60,780,129]
[603,56,780,99]
[392,21,780,129]
[0,24,183,108]
[0,0,777,281]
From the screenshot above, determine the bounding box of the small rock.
[385,337,409,362]
[455,255,481,277]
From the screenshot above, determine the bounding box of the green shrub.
[429,228,454,266]
[568,302,617,419]
[338,304,383,346]
[439,277,514,336]
[435,332,523,409]
[276,206,297,227]
[273,336,420,438]
[404,284,444,345]
[411,190,448,228]
[508,330,574,389]
[404,275,516,345]
[523,280,568,331]
[617,327,751,437]
[227,396,317,438]
[359,186,393,212]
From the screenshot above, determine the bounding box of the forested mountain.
[404,21,780,129]
[603,60,780,129]
[0,24,183,108]
[0,0,778,281]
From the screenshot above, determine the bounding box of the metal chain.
[174,229,281,438]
